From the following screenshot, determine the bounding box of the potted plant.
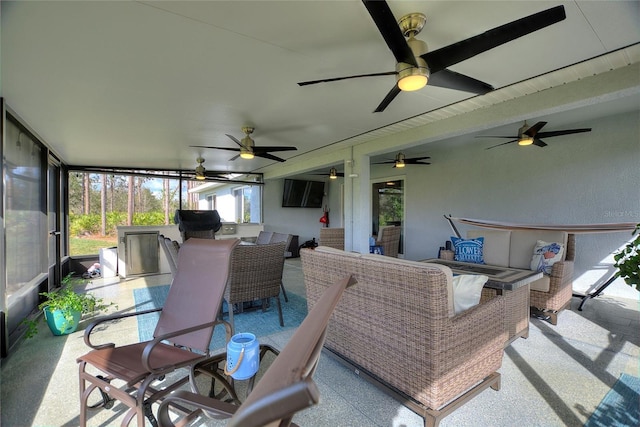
[23,273,115,338]
[613,223,640,291]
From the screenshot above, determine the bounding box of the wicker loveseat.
[301,246,507,427]
[465,229,575,325]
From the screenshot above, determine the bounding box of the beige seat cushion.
[510,230,567,270]
[529,275,551,292]
[467,230,511,267]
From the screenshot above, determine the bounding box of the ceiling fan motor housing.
[397,13,429,90]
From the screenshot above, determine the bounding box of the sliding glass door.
[372,179,404,255]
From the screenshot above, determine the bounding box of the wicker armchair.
[376,225,401,257]
[301,246,506,427]
[530,233,575,325]
[319,227,344,250]
[224,242,287,329]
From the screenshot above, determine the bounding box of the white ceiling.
[2,1,639,174]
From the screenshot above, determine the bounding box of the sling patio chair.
[77,238,240,427]
[157,274,357,427]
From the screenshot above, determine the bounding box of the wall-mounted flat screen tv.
[282,179,325,208]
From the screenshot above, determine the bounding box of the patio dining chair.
[376,225,401,258]
[268,232,293,301]
[77,238,239,427]
[255,230,273,245]
[157,274,357,427]
[319,227,344,250]
[223,242,287,329]
[158,234,180,278]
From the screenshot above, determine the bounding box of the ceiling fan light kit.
[329,167,338,179]
[195,157,206,180]
[239,148,255,159]
[394,152,406,168]
[397,65,429,91]
[517,121,534,145]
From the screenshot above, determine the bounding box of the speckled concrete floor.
[1,258,638,427]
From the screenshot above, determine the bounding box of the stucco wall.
[265,109,639,299]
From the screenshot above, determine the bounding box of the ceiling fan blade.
[476,135,518,139]
[373,160,396,164]
[203,171,230,179]
[533,139,548,148]
[524,121,548,136]
[405,157,431,163]
[428,69,494,94]
[312,173,345,177]
[536,128,592,138]
[252,146,298,153]
[190,145,241,152]
[255,152,287,162]
[362,0,418,67]
[486,139,518,149]
[297,71,397,86]
[422,5,566,73]
[374,85,401,112]
[229,154,241,161]
[225,134,244,147]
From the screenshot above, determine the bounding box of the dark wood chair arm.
[84,307,163,349]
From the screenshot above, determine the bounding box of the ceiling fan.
[374,152,430,168]
[298,1,566,113]
[191,127,297,162]
[480,121,592,149]
[312,167,345,179]
[193,157,234,181]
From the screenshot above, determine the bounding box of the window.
[206,194,216,210]
[189,177,263,224]
[68,172,190,255]
[5,118,46,306]
[233,186,261,223]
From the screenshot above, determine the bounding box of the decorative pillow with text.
[451,236,485,264]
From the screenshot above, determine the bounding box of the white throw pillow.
[530,240,564,275]
[452,274,488,314]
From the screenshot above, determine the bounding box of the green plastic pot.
[43,306,81,336]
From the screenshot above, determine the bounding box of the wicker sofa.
[465,229,575,325]
[301,246,507,427]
